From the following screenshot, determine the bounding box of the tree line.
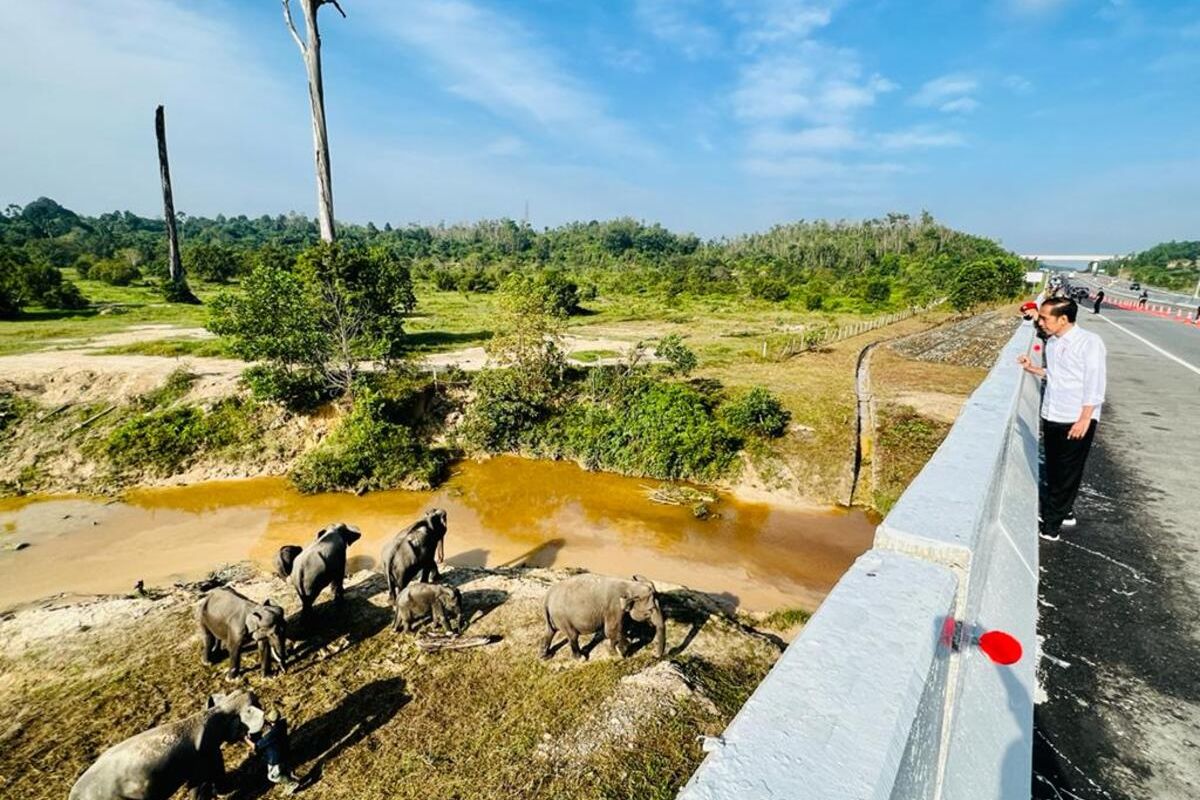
[1109,240,1200,292]
[1,197,1025,318]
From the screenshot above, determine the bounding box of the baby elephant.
[542,574,666,660]
[394,583,464,634]
[69,691,264,800]
[196,587,288,679]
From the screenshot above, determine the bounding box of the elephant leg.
[393,604,408,633]
[540,625,556,659]
[604,614,626,657]
[432,603,449,633]
[566,628,584,661]
[332,573,346,605]
[259,639,272,678]
[226,638,242,679]
[201,627,218,665]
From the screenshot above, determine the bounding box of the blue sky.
[2,0,1197,253]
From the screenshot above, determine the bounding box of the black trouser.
[1042,419,1097,529]
[1093,299,1102,314]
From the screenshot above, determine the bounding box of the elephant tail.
[275,545,303,579]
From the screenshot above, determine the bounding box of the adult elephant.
[195,587,288,679]
[275,522,361,621]
[69,691,264,800]
[380,509,448,609]
[541,574,666,660]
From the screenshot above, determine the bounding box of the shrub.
[720,387,791,438]
[136,368,197,410]
[565,379,740,482]
[290,389,446,493]
[102,399,259,477]
[184,242,243,283]
[749,276,790,302]
[90,258,141,286]
[241,365,334,412]
[538,270,582,315]
[805,293,824,310]
[459,367,560,453]
[654,334,698,377]
[0,247,87,316]
[432,268,457,291]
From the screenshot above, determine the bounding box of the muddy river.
[0,457,875,613]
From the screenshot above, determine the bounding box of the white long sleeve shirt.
[1042,324,1107,423]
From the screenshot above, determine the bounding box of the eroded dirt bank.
[0,563,784,800]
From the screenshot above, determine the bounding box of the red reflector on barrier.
[978,630,1022,665]
[1033,344,1041,352]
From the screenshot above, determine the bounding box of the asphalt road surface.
[1032,297,1200,798]
[1077,274,1200,313]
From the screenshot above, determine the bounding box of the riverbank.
[0,561,785,800]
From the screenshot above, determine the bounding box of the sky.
[1,0,1198,253]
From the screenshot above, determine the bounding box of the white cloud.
[876,127,966,150]
[635,0,722,59]
[1002,74,1034,93]
[0,0,312,217]
[911,74,981,113]
[733,44,893,124]
[730,0,844,50]
[360,1,652,158]
[749,126,861,152]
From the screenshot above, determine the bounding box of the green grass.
[0,270,227,356]
[101,338,235,359]
[872,403,952,514]
[758,607,813,631]
[567,349,620,363]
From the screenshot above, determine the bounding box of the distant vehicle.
[1130,282,1141,290]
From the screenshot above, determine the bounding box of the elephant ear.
[246,609,267,639]
[275,546,302,579]
[631,575,657,592]
[342,524,362,545]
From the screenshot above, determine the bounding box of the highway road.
[1076,273,1200,313]
[1032,294,1200,798]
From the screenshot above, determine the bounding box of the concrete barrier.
[679,323,1039,800]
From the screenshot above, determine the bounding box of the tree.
[209,243,414,396]
[155,105,198,303]
[486,272,565,379]
[282,0,345,244]
[654,334,697,376]
[184,242,242,283]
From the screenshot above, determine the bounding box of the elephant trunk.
[650,605,666,658]
[272,633,288,672]
[437,535,445,564]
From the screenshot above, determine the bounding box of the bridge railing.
[678,324,1040,800]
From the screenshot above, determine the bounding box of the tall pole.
[283,0,343,244]
[155,105,197,303]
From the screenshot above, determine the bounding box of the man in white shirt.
[1017,297,1107,540]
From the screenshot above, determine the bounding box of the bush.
[290,389,446,493]
[90,258,141,286]
[0,247,87,316]
[749,276,790,302]
[538,270,582,316]
[459,367,560,453]
[102,399,259,477]
[565,379,740,482]
[184,242,243,283]
[241,365,334,412]
[805,293,824,311]
[720,387,791,438]
[432,268,457,291]
[654,334,698,377]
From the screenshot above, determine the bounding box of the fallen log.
[416,634,501,653]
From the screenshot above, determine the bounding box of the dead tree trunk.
[155,105,198,304]
[283,0,344,244]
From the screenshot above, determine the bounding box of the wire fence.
[762,299,945,360]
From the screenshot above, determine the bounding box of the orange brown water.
[0,457,874,612]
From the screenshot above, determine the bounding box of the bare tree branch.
[281,0,306,54]
[323,0,348,18]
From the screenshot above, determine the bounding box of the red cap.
[1020,301,1038,311]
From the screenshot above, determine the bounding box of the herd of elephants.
[68,509,669,799]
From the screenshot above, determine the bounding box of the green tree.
[654,334,698,376]
[209,243,415,396]
[486,272,566,379]
[184,242,243,283]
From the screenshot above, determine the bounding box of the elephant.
[275,522,361,621]
[393,582,464,634]
[196,587,288,679]
[541,574,666,660]
[69,691,264,800]
[380,509,448,609]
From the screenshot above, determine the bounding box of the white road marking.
[1093,314,1200,377]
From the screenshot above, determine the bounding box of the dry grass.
[0,565,779,800]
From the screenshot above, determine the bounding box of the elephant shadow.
[229,676,410,799]
[462,588,510,628]
[445,548,489,568]
[285,575,392,669]
[496,538,565,569]
[655,589,742,657]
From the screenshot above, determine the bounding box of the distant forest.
[1,196,1025,317]
[1111,240,1200,292]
